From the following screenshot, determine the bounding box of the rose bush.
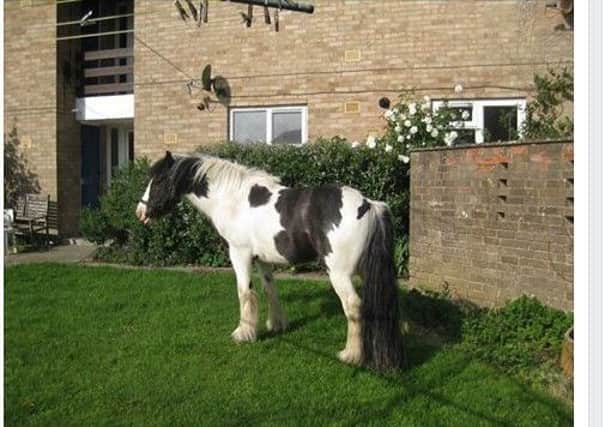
[360,96,468,161]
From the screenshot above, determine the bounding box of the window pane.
[457,106,473,121]
[442,105,472,121]
[233,111,266,144]
[111,128,119,174]
[453,129,475,145]
[483,106,518,142]
[272,111,302,144]
[128,131,134,162]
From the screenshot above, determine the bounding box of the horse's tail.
[360,202,405,371]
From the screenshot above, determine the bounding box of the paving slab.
[4,243,97,266]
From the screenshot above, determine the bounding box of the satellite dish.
[212,76,230,100]
[200,65,231,102]
[201,65,213,92]
[196,65,231,111]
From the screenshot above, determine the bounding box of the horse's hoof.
[338,348,363,366]
[266,317,288,333]
[231,325,257,343]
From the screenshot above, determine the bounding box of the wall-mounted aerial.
[79,10,93,27]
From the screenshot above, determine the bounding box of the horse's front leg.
[256,260,288,333]
[229,246,258,343]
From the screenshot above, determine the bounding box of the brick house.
[4,0,573,236]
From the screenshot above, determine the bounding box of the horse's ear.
[165,151,173,160]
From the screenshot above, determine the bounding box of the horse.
[135,151,404,371]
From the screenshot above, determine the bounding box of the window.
[106,127,133,187]
[230,106,308,145]
[432,99,526,145]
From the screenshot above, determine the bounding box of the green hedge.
[81,158,229,267]
[82,137,410,273]
[460,296,573,374]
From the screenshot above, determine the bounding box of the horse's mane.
[190,154,281,195]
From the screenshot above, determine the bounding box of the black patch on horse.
[273,184,343,264]
[146,153,207,218]
[248,184,272,207]
[173,157,208,198]
[357,199,371,219]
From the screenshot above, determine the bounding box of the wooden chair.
[13,194,51,249]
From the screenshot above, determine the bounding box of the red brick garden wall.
[409,140,573,311]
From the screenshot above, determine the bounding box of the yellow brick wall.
[3,0,574,235]
[4,0,57,202]
[134,0,573,161]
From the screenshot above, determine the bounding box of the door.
[81,125,101,208]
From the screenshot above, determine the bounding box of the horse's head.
[136,151,179,224]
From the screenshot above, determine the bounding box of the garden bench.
[13,194,51,248]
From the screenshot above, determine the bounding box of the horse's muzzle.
[136,202,151,225]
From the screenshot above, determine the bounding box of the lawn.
[5,264,572,427]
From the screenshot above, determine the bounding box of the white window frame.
[432,99,527,144]
[229,105,308,145]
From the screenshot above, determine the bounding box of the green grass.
[5,264,572,427]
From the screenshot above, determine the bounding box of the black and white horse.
[136,151,404,371]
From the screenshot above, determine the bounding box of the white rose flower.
[385,144,393,153]
[366,135,377,148]
[408,103,417,115]
[425,116,432,124]
[398,154,410,164]
[399,113,407,121]
[431,129,439,138]
[406,143,411,149]
[395,124,402,133]
[351,141,360,148]
[404,119,412,127]
[426,124,433,132]
[384,110,395,121]
[444,131,458,147]
[410,126,418,134]
[406,135,411,140]
[462,110,470,120]
[397,135,404,143]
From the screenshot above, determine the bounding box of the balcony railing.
[83,48,133,96]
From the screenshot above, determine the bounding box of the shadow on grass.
[253,336,571,427]
[258,287,342,340]
[271,284,471,368]
[225,331,571,427]
[255,284,571,426]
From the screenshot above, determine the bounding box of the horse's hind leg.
[328,270,363,366]
[229,246,258,343]
[256,261,288,333]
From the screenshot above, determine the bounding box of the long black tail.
[360,204,405,371]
